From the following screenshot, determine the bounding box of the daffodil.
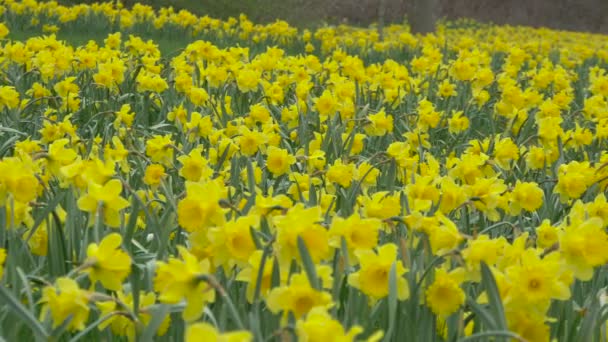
[326,159,356,188]
[40,277,90,332]
[145,134,174,166]
[46,138,78,176]
[83,233,132,291]
[177,180,227,232]
[365,109,394,136]
[509,181,544,215]
[143,164,166,187]
[97,291,170,341]
[266,272,333,319]
[207,214,259,268]
[461,235,506,281]
[0,86,20,110]
[448,110,469,134]
[296,307,368,342]
[77,179,130,228]
[154,246,216,321]
[348,243,409,302]
[425,268,465,317]
[559,217,608,280]
[177,147,213,182]
[329,213,381,254]
[236,250,277,303]
[265,146,296,177]
[186,322,252,342]
[504,250,571,313]
[314,89,338,120]
[273,204,332,267]
[554,161,595,202]
[535,219,559,249]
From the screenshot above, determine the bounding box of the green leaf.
[578,290,603,342]
[248,311,262,342]
[308,181,317,206]
[130,265,142,317]
[249,226,262,250]
[466,297,497,331]
[253,247,270,303]
[480,262,507,330]
[67,313,118,342]
[0,286,48,340]
[0,126,27,136]
[0,135,20,157]
[271,256,281,288]
[123,195,141,254]
[25,191,66,244]
[15,268,34,313]
[297,236,320,290]
[384,262,398,342]
[50,315,74,339]
[47,215,69,277]
[214,143,232,175]
[246,157,257,195]
[457,330,525,342]
[139,304,169,342]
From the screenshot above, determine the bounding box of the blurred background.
[64,0,608,33]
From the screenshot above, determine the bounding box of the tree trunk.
[599,0,608,33]
[378,0,387,40]
[408,0,437,34]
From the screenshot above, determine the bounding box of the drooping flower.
[329,213,382,254]
[559,217,608,280]
[154,247,216,321]
[207,214,259,267]
[236,250,277,303]
[177,180,227,232]
[77,179,130,228]
[83,233,132,291]
[266,272,333,319]
[145,134,174,166]
[97,291,170,341]
[40,277,90,332]
[273,204,332,267]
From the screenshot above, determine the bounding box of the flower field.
[0,1,608,341]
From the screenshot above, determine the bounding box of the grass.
[60,0,335,27]
[7,21,198,56]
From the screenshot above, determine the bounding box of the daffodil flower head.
[425,267,465,317]
[83,233,132,291]
[186,322,252,342]
[154,246,216,321]
[266,272,333,319]
[347,243,409,302]
[77,179,130,228]
[40,277,90,332]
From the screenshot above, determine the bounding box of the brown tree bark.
[408,0,438,34]
[378,0,387,40]
[599,0,608,33]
